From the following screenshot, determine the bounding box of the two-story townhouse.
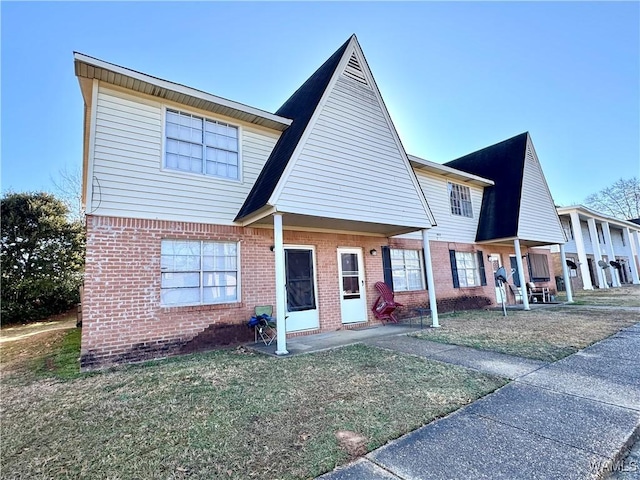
[550,206,640,291]
[75,35,568,370]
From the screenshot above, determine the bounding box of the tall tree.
[1,192,85,324]
[50,165,84,222]
[584,177,640,220]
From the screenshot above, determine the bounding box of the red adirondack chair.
[372,281,403,324]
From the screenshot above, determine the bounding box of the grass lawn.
[411,285,639,362]
[0,327,506,479]
[557,284,640,307]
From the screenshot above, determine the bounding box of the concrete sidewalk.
[320,323,640,480]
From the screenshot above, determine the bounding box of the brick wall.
[82,215,558,369]
[82,215,389,369]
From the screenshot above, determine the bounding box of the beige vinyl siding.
[517,140,566,244]
[276,76,431,228]
[89,86,279,223]
[395,170,483,242]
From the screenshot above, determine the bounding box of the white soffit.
[408,154,494,187]
[73,52,292,131]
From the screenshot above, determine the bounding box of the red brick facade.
[81,215,556,369]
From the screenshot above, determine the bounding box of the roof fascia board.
[557,205,640,230]
[236,205,277,227]
[73,52,292,130]
[408,155,495,186]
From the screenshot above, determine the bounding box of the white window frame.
[163,108,241,181]
[160,239,240,306]
[390,249,426,291]
[448,182,473,218]
[596,224,606,244]
[561,218,574,240]
[455,251,481,287]
[566,256,578,278]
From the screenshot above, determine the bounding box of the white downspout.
[422,229,439,328]
[514,239,530,310]
[273,213,288,355]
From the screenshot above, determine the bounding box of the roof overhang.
[557,205,640,231]
[73,52,292,132]
[238,210,430,237]
[476,236,563,248]
[408,155,494,187]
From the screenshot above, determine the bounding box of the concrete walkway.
[319,323,640,480]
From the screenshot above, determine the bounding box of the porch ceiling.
[247,212,427,237]
[477,237,560,248]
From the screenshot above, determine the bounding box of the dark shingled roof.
[235,37,352,221]
[629,218,640,226]
[444,132,529,242]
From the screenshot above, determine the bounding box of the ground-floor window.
[528,252,550,282]
[449,250,487,288]
[160,239,239,306]
[390,249,425,291]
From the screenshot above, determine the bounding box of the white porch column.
[602,222,620,287]
[514,239,530,310]
[569,211,592,289]
[634,231,640,275]
[422,229,439,328]
[587,218,608,289]
[559,244,574,303]
[624,227,640,284]
[273,213,288,355]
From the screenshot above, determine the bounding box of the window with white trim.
[596,224,606,244]
[561,218,573,240]
[455,252,479,286]
[161,240,239,306]
[390,249,425,291]
[448,182,473,217]
[449,250,487,288]
[165,109,239,180]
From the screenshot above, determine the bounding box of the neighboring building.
[74,35,567,369]
[551,206,640,290]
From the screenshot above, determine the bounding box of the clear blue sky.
[2,1,639,207]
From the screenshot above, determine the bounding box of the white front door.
[337,248,367,324]
[285,247,319,332]
[488,253,507,304]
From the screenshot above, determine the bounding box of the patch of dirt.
[1,312,77,343]
[335,430,368,458]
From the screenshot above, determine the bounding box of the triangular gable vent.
[343,53,369,87]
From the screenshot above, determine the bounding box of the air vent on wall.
[343,53,369,87]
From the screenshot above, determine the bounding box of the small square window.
[448,182,473,218]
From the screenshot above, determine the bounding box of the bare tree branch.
[584,177,640,220]
[50,165,83,222]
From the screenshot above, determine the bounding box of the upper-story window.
[448,182,473,218]
[561,218,574,240]
[165,109,239,180]
[596,224,606,244]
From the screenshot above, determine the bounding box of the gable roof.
[73,53,292,132]
[235,37,352,221]
[445,132,529,242]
